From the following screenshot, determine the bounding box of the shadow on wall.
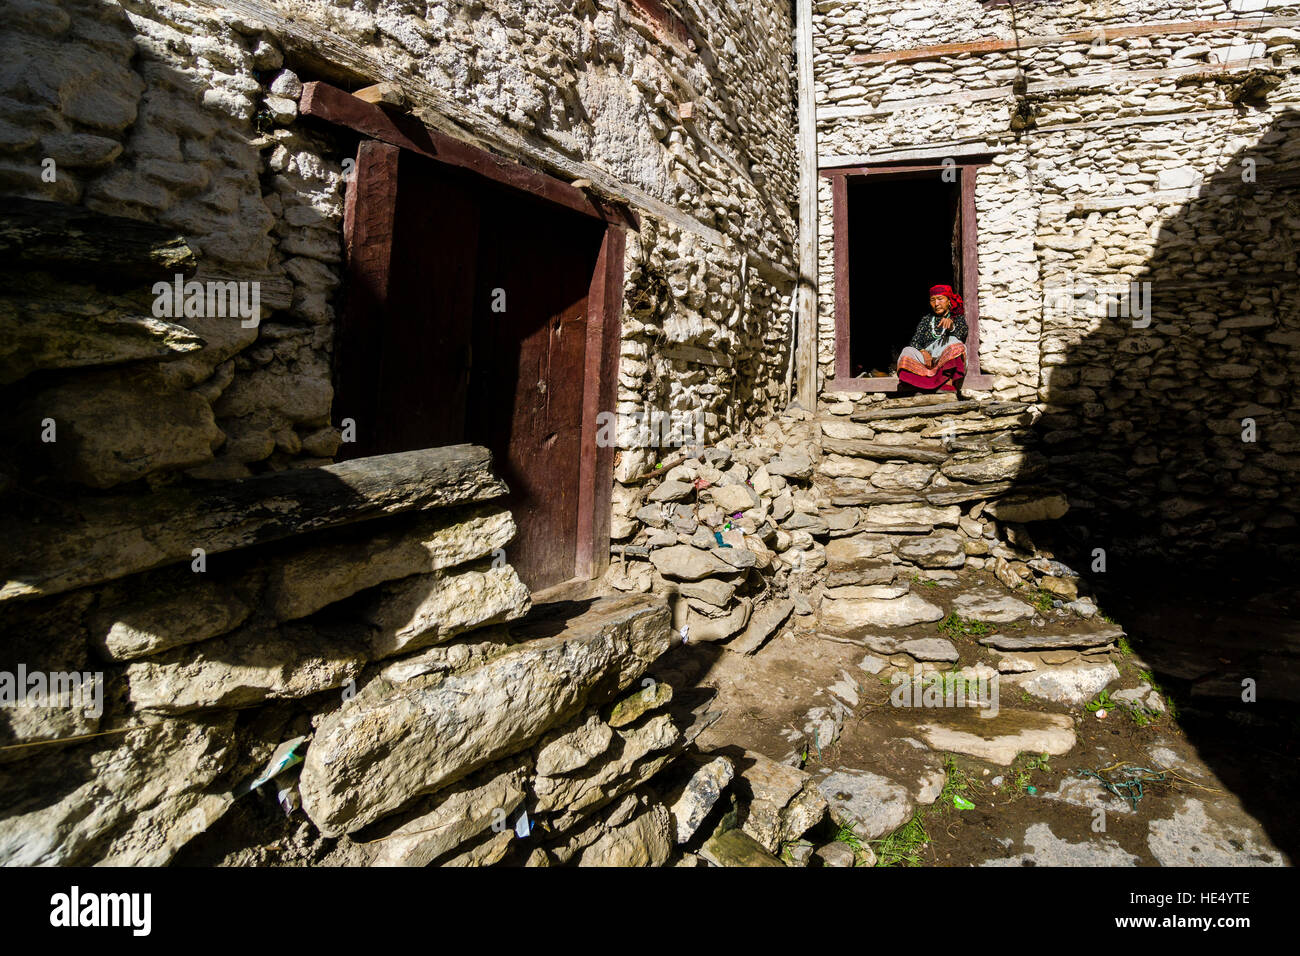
[1010,106,1300,860]
[1020,106,1300,577]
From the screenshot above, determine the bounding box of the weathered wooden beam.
[1,445,509,602]
[185,0,796,283]
[847,16,1300,66]
[300,80,625,226]
[794,0,819,410]
[352,82,406,108]
[0,198,196,286]
[819,58,1300,122]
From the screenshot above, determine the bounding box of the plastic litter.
[713,531,730,548]
[1025,785,1038,795]
[953,795,975,810]
[514,808,531,839]
[241,736,308,795]
[1075,764,1169,811]
[1095,708,1108,719]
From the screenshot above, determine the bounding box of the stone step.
[823,477,1021,507]
[852,399,1028,424]
[819,436,949,464]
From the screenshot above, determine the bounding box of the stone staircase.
[604,393,1288,866]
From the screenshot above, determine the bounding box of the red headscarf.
[929,284,965,316]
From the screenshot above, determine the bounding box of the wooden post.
[794,0,820,411]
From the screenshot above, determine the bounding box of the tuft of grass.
[1085,689,1114,713]
[872,812,930,867]
[1013,752,1052,791]
[1117,636,1134,657]
[937,612,994,639]
[1031,589,1055,614]
[873,757,976,866]
[834,823,865,853]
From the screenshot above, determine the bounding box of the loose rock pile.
[607,393,1104,653]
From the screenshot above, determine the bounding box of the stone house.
[813,0,1300,565]
[0,0,1296,865]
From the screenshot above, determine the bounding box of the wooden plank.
[961,163,985,382]
[847,16,1300,66]
[372,153,481,454]
[334,140,400,461]
[1,446,509,602]
[662,343,733,368]
[0,198,196,286]
[820,142,1003,170]
[831,172,851,383]
[577,225,626,581]
[301,81,617,225]
[819,58,1296,122]
[352,82,406,107]
[795,0,820,410]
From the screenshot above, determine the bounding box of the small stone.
[897,638,959,663]
[815,841,857,867]
[668,756,735,843]
[700,828,785,867]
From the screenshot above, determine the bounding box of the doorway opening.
[827,159,991,393]
[330,131,620,593]
[847,172,961,377]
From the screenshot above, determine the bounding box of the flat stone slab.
[860,503,960,532]
[915,708,1077,766]
[1147,797,1285,867]
[984,492,1069,523]
[1009,661,1120,706]
[700,828,785,867]
[820,437,948,464]
[299,594,672,835]
[980,822,1139,867]
[896,637,959,663]
[2,445,509,602]
[649,545,734,581]
[980,625,1124,651]
[729,598,794,656]
[1041,776,1134,816]
[816,769,914,840]
[852,398,981,422]
[951,589,1036,623]
[820,593,945,631]
[895,531,965,568]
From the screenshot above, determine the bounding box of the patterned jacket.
[909,311,968,352]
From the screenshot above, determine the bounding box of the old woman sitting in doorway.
[896,284,968,392]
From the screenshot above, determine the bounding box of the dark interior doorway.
[846,172,961,377]
[335,148,607,592]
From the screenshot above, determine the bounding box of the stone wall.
[813,0,1300,560]
[0,446,737,866]
[0,0,805,866]
[1,0,800,511]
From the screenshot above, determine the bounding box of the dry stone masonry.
[1,0,1296,868]
[815,0,1300,563]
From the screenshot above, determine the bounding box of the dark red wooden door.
[467,188,605,591]
[336,153,605,592]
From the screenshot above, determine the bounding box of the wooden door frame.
[821,160,995,392]
[304,81,628,586]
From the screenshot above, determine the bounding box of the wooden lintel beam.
[300,81,634,227]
